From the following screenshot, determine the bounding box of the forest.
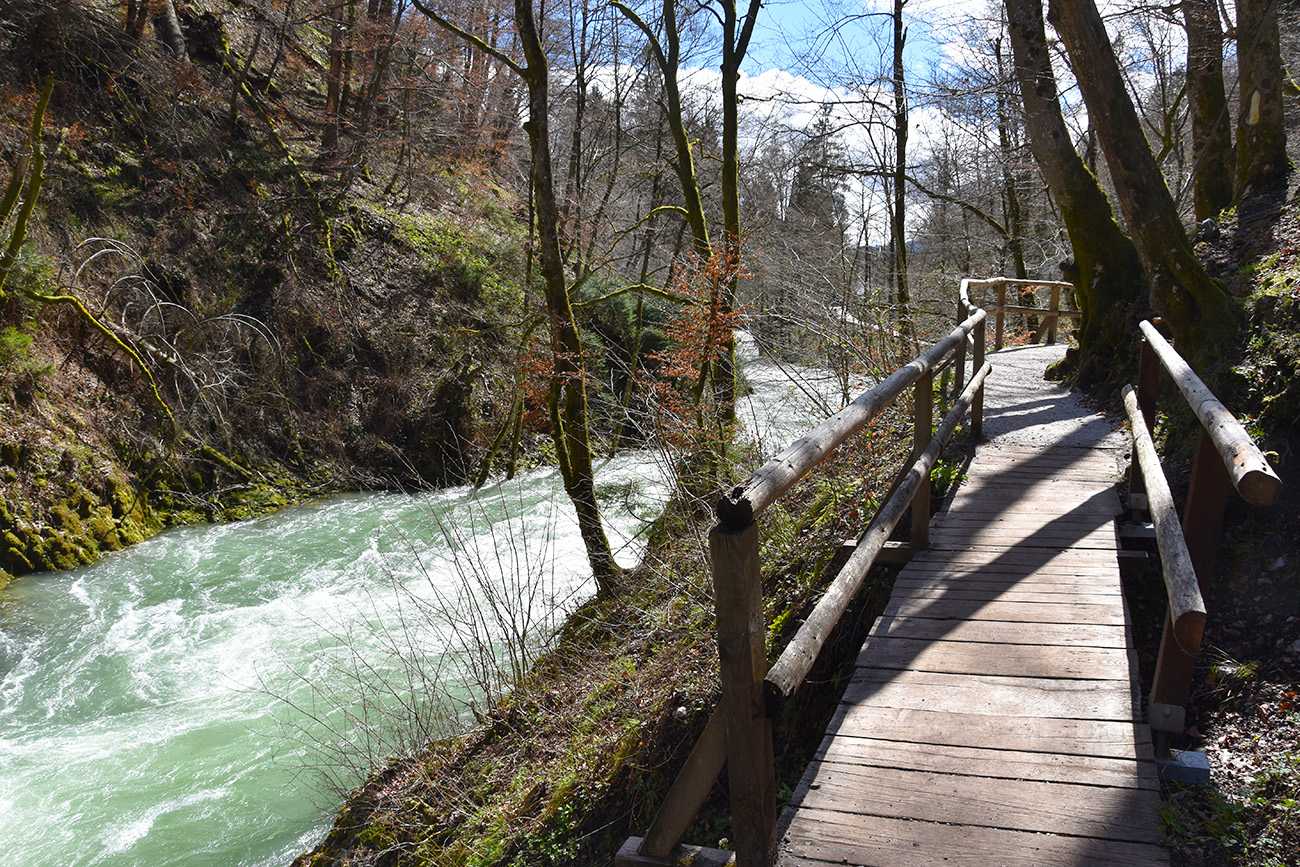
[1,0,1298,865]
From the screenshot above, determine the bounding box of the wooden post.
[1128,340,1158,514]
[911,370,933,551]
[995,283,1006,349]
[710,522,776,867]
[1150,432,1233,709]
[1047,285,1061,344]
[972,316,985,439]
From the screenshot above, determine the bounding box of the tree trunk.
[321,6,345,162]
[1183,0,1234,219]
[1235,0,1290,196]
[994,37,1028,282]
[151,0,189,62]
[515,0,621,593]
[891,0,913,348]
[1047,0,1235,368]
[562,0,592,268]
[125,0,148,39]
[715,0,761,429]
[1006,0,1146,385]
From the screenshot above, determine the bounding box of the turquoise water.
[0,349,841,867]
[0,458,669,867]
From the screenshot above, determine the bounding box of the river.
[0,340,842,867]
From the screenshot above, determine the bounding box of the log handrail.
[1126,320,1282,730]
[1137,321,1281,506]
[765,361,992,702]
[620,281,992,867]
[1122,384,1206,652]
[716,311,986,529]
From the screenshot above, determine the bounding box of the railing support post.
[972,316,985,439]
[1150,432,1232,710]
[710,522,776,867]
[911,370,933,550]
[995,283,1006,350]
[1047,285,1061,344]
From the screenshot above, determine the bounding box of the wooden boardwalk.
[777,441,1168,866]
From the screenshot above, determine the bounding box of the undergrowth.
[294,404,917,867]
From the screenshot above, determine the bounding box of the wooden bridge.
[618,279,1281,867]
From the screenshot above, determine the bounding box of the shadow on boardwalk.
[776,345,1167,867]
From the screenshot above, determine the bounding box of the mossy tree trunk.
[514,0,621,594]
[416,0,621,592]
[1183,0,1234,220]
[1005,0,1146,386]
[1047,0,1236,369]
[715,0,761,428]
[1235,0,1290,197]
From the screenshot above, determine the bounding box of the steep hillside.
[0,0,533,586]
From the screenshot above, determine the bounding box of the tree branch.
[411,0,526,77]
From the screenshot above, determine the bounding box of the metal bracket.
[1149,702,1186,734]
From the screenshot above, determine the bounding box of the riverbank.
[292,402,919,866]
[0,0,542,588]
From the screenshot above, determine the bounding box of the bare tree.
[415,0,622,592]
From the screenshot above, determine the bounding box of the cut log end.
[1237,467,1283,507]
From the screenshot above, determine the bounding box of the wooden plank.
[779,808,1169,867]
[906,547,1119,568]
[946,485,1119,501]
[871,614,1131,648]
[856,636,1131,679]
[928,526,1117,548]
[940,502,1121,521]
[789,763,1162,843]
[932,513,1117,528]
[964,465,1117,480]
[965,453,1118,468]
[839,669,1139,721]
[893,575,1123,595]
[812,735,1156,789]
[890,586,1122,605]
[969,447,1118,465]
[823,704,1154,759]
[900,561,1123,579]
[883,595,1129,626]
[930,544,1119,558]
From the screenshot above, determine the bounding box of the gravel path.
[980,344,1128,451]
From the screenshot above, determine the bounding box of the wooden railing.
[617,280,992,867]
[964,276,1078,350]
[1122,320,1282,748]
